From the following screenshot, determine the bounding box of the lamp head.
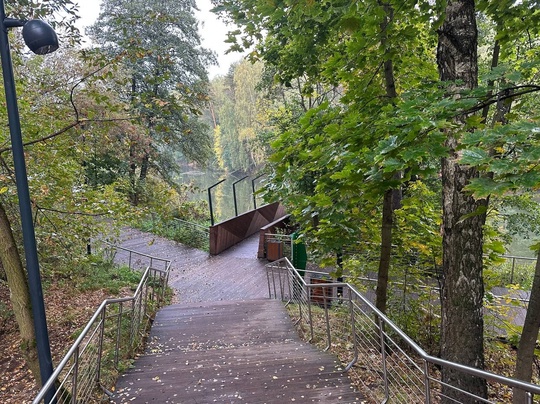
[22,20,59,55]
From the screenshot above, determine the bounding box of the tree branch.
[37,205,110,217]
[0,117,135,155]
[461,85,540,117]
[0,52,135,155]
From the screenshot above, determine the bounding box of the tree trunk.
[0,201,41,384]
[376,188,393,314]
[437,0,488,401]
[128,76,139,205]
[130,152,150,206]
[375,1,400,315]
[513,256,540,403]
[129,141,138,205]
[139,153,150,183]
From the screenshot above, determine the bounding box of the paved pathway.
[114,227,269,303]
[110,229,362,403]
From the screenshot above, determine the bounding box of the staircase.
[112,299,362,403]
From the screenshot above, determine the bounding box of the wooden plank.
[112,300,363,403]
[111,229,363,403]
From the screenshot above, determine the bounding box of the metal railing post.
[162,264,170,302]
[307,283,314,342]
[71,347,80,404]
[424,360,432,403]
[323,285,331,351]
[207,178,226,226]
[143,276,149,322]
[286,263,293,304]
[273,266,278,299]
[96,307,107,385]
[129,298,136,346]
[345,292,358,371]
[232,175,248,216]
[378,316,390,402]
[267,267,273,299]
[274,268,282,300]
[251,173,264,209]
[297,280,304,326]
[115,302,124,367]
[137,286,144,338]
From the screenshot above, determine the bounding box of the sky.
[75,0,245,78]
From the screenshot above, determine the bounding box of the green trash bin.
[291,232,307,275]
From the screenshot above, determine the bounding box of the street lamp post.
[0,2,59,401]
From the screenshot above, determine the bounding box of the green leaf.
[466,177,513,198]
[460,148,489,166]
[457,205,488,224]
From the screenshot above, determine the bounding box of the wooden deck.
[111,229,362,403]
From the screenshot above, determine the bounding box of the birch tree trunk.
[437,0,488,401]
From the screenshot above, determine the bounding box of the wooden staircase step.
[112,300,363,403]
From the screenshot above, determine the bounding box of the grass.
[51,252,168,402]
[135,215,210,251]
[77,258,143,295]
[487,257,536,289]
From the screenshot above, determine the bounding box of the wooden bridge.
[111,229,363,403]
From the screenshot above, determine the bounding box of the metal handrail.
[32,245,171,404]
[266,257,540,403]
[173,218,209,232]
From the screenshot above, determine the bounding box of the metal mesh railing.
[266,257,540,403]
[493,255,536,286]
[32,246,171,404]
[172,218,209,250]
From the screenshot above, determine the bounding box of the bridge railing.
[266,257,540,403]
[172,218,209,250]
[494,255,536,286]
[32,245,171,404]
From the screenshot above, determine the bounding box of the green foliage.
[0,39,138,278]
[210,61,270,172]
[212,0,540,258]
[138,215,210,251]
[485,194,540,256]
[205,1,540,395]
[6,1,80,46]
[387,283,441,354]
[129,175,210,249]
[85,152,130,187]
[486,258,536,290]
[89,0,215,197]
[58,254,142,295]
